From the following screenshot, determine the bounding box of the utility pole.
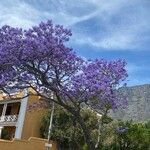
[45,93,55,150]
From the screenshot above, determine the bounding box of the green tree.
[40,106,99,149]
[104,120,150,150]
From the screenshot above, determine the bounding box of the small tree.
[0,20,127,149]
[40,106,99,149]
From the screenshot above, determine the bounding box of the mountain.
[110,84,150,122]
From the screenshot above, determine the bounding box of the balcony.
[0,115,18,126]
[0,102,20,126]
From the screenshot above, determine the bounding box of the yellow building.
[0,90,57,150]
[0,89,57,150]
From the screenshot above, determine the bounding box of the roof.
[0,91,24,103]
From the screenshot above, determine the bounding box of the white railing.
[0,115,18,123]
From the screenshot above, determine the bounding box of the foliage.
[41,105,150,150]
[102,120,150,150]
[0,20,127,149]
[1,128,10,140]
[0,20,127,111]
[40,106,99,149]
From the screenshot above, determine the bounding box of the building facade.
[0,89,48,140]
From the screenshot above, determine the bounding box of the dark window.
[17,103,21,114]
[5,105,12,115]
[0,104,4,116]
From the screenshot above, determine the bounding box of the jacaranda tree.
[0,20,127,149]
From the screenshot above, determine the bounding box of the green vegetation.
[40,107,150,150]
[40,106,99,149]
[1,128,10,140]
[105,120,150,150]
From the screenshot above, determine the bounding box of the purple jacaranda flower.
[0,20,127,112]
[116,126,129,134]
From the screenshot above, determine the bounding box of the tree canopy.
[0,20,127,149]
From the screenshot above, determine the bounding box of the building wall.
[0,137,57,150]
[21,94,48,139]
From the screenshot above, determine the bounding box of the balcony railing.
[0,115,18,124]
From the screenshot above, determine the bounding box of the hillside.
[110,84,150,121]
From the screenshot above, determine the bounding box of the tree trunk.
[76,114,95,150]
[54,94,96,149]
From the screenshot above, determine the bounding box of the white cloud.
[0,0,130,27]
[0,0,149,50]
[45,9,99,26]
[0,0,41,28]
[69,0,150,50]
[0,0,99,28]
[72,22,146,50]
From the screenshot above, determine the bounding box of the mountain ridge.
[110,84,150,121]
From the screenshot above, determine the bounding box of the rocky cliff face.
[110,84,150,122]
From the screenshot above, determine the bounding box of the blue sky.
[0,0,150,86]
